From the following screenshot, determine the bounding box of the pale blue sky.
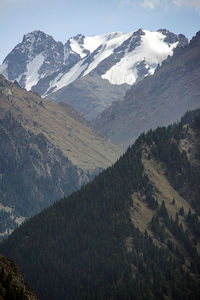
[0,0,200,64]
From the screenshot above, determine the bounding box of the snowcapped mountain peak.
[22,30,49,42]
[66,34,90,59]
[157,29,188,47]
[72,33,85,42]
[19,30,63,57]
[66,32,126,60]
[83,32,125,53]
[0,28,188,96]
[101,29,188,85]
[0,30,64,89]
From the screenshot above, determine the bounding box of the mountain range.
[0,26,200,300]
[0,29,188,120]
[0,109,199,299]
[93,30,200,148]
[0,74,121,239]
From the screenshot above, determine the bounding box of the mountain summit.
[0,29,188,120]
[93,30,200,148]
[0,30,64,90]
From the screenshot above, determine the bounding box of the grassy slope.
[0,75,122,172]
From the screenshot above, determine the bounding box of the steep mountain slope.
[0,113,80,239]
[93,31,200,148]
[47,72,129,120]
[0,75,121,171]
[0,254,38,300]
[0,110,199,300]
[0,31,64,90]
[0,75,121,239]
[0,29,188,120]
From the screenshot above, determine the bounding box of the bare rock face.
[47,72,130,120]
[93,31,200,148]
[0,254,38,299]
[1,31,64,87]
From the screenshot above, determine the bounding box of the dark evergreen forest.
[0,113,82,238]
[0,110,200,300]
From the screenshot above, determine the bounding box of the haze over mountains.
[0,29,188,120]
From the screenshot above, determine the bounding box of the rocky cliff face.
[93,31,200,148]
[1,31,64,89]
[0,254,38,299]
[47,72,129,120]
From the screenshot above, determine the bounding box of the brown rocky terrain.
[0,254,38,300]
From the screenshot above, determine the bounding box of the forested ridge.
[0,110,200,299]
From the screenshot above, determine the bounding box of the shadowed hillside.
[0,75,122,239]
[0,110,200,299]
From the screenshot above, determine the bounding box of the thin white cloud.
[141,0,200,13]
[172,0,200,13]
[119,0,132,7]
[141,0,161,10]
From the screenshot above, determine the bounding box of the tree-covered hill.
[0,110,200,299]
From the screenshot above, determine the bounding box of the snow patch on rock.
[25,53,45,90]
[102,30,178,85]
